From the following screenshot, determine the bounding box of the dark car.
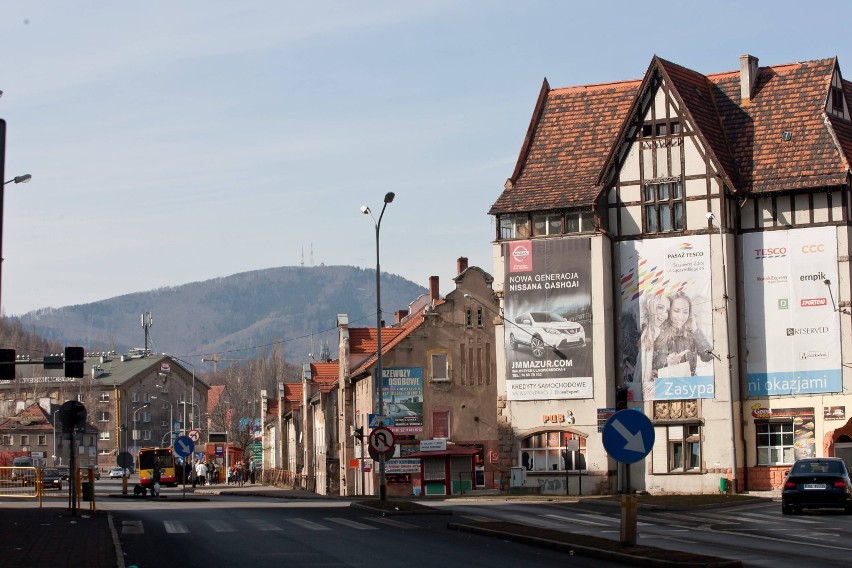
[781,457,852,514]
[41,468,63,491]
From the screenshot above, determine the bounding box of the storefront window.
[519,431,586,472]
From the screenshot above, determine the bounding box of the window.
[131,392,139,403]
[465,308,472,328]
[831,87,846,116]
[99,449,112,455]
[756,421,795,465]
[99,393,110,403]
[566,211,594,233]
[531,213,563,236]
[653,423,702,473]
[97,411,109,422]
[433,411,450,439]
[37,435,46,446]
[99,431,110,441]
[477,308,483,328]
[142,412,151,423]
[644,182,684,233]
[431,353,449,382]
[143,430,152,441]
[519,431,587,472]
[643,120,680,138]
[499,216,530,240]
[143,392,151,403]
[2,435,11,445]
[20,435,29,446]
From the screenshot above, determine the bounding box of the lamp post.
[360,191,395,501]
[0,173,31,309]
[53,409,60,466]
[706,212,738,493]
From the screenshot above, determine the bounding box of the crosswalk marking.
[286,518,332,531]
[369,517,418,529]
[326,517,378,530]
[543,513,608,527]
[163,520,189,534]
[246,518,283,531]
[206,520,236,532]
[461,515,498,523]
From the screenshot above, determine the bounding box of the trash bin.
[719,477,729,493]
[82,481,94,501]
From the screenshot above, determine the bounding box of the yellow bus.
[136,447,177,487]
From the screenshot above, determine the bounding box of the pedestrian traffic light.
[0,348,15,380]
[65,346,85,378]
[615,387,628,411]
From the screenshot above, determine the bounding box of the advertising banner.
[381,367,423,434]
[619,235,714,401]
[503,237,593,400]
[743,227,841,396]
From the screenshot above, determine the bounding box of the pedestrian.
[152,458,162,497]
[249,459,256,484]
[195,460,207,486]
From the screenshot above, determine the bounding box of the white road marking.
[206,519,236,532]
[286,518,332,531]
[121,520,144,535]
[246,518,283,531]
[326,517,378,530]
[370,516,418,529]
[163,520,189,534]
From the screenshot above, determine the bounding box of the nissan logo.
[511,245,530,262]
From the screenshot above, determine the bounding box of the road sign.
[368,426,395,456]
[602,409,655,463]
[173,435,195,458]
[187,429,201,443]
[117,451,134,469]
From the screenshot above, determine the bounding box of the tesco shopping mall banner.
[503,237,592,401]
[743,227,842,396]
[619,235,715,401]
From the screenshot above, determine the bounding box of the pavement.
[0,483,781,568]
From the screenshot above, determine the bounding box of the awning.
[406,446,480,459]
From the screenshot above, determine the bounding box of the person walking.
[152,458,162,497]
[249,459,256,484]
[195,460,207,486]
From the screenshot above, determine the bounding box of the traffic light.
[0,348,15,380]
[615,387,628,411]
[65,346,85,378]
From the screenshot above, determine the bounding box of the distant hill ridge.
[14,265,427,363]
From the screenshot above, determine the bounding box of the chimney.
[429,276,440,304]
[739,54,759,104]
[395,309,409,323]
[457,257,469,274]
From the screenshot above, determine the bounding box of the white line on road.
[543,513,608,527]
[205,520,236,532]
[121,520,144,535]
[370,517,418,529]
[286,518,332,531]
[163,520,189,534]
[326,517,378,530]
[246,518,283,531]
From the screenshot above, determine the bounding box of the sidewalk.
[0,504,117,568]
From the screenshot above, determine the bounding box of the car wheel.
[530,336,546,359]
[782,504,793,515]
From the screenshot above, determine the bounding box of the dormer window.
[642,120,680,138]
[532,213,563,236]
[831,87,847,118]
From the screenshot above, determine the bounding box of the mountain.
[13,266,427,364]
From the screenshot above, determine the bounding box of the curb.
[350,502,453,515]
[447,522,742,568]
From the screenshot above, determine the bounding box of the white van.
[11,456,34,484]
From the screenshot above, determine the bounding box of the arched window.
[519,431,586,472]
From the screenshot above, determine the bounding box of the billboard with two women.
[620,236,715,401]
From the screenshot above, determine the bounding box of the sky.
[0,1,850,316]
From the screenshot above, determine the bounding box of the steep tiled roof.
[710,58,849,193]
[207,385,225,413]
[0,403,52,431]
[349,327,407,356]
[492,56,852,214]
[282,383,303,411]
[490,79,640,214]
[310,362,338,393]
[352,309,427,376]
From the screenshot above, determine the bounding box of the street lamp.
[0,173,31,309]
[53,409,60,466]
[706,211,738,493]
[360,191,395,501]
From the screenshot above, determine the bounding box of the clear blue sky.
[1,1,850,315]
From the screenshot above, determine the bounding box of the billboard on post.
[503,237,593,401]
[619,235,715,401]
[381,367,423,434]
[742,227,841,396]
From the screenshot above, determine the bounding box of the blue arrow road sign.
[602,410,655,463]
[173,435,195,458]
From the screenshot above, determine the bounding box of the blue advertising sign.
[381,367,424,434]
[602,410,654,464]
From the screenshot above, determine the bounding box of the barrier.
[0,466,42,505]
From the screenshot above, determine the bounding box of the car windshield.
[529,312,567,323]
[44,469,60,475]
[792,460,846,475]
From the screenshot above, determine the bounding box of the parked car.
[56,465,101,481]
[509,311,586,358]
[109,467,130,479]
[781,457,852,514]
[41,468,63,491]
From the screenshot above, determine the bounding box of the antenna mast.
[141,312,153,355]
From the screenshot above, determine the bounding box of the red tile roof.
[0,403,52,430]
[491,56,852,214]
[310,361,338,393]
[282,383,303,410]
[207,385,225,414]
[352,309,426,375]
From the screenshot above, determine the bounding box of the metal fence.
[0,466,41,503]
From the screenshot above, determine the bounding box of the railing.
[0,466,42,505]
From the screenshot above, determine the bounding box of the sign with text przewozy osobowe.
[381,367,424,434]
[504,237,593,400]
